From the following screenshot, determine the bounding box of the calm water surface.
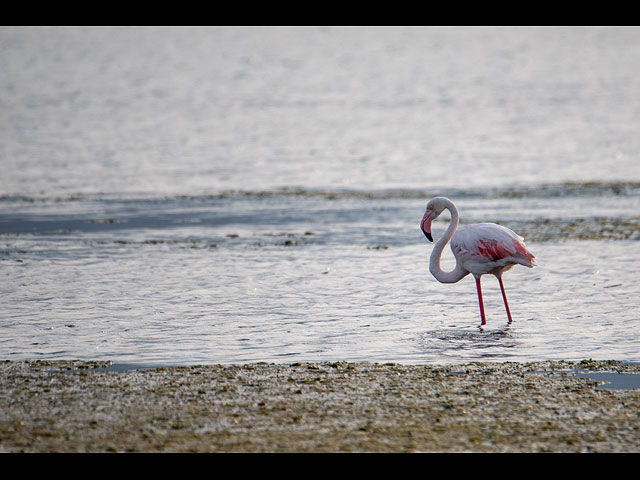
[1,27,639,365]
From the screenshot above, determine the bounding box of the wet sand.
[1,359,639,452]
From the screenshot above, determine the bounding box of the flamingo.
[420,197,536,325]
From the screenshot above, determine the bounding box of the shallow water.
[1,27,640,365]
[574,371,640,390]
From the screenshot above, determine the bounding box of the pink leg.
[498,276,513,324]
[475,277,486,325]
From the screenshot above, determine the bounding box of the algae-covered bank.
[1,359,639,452]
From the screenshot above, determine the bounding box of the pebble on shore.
[1,359,639,452]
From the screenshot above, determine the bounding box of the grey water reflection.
[573,371,640,390]
[416,324,519,362]
[2,27,640,366]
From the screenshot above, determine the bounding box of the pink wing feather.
[451,223,536,273]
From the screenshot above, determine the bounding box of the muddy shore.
[1,359,639,452]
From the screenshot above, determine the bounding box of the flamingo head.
[420,197,448,242]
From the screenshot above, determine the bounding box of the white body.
[421,197,536,283]
[420,196,535,325]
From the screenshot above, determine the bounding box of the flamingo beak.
[420,212,433,242]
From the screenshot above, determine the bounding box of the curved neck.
[429,200,468,283]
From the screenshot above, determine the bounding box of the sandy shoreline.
[1,359,639,452]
